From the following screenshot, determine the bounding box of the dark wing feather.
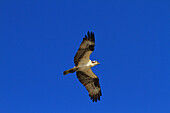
[74,31,95,66]
[76,70,102,102]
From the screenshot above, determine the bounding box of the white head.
[91,61,100,67]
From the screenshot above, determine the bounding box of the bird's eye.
[92,61,96,63]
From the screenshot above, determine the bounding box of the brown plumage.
[76,71,102,102]
[63,31,102,102]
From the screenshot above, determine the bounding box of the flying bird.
[63,31,102,102]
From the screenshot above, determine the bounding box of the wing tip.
[86,31,95,42]
[89,91,102,102]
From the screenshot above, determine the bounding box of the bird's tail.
[63,67,77,75]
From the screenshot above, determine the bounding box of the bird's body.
[77,60,99,69]
[63,31,102,102]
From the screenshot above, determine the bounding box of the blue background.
[0,0,170,113]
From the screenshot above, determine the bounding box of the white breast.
[77,60,92,67]
[86,60,93,66]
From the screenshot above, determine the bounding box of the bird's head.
[91,61,100,66]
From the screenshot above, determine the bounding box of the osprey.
[63,31,102,102]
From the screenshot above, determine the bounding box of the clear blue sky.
[0,0,170,113]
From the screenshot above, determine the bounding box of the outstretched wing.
[74,31,95,66]
[76,69,102,102]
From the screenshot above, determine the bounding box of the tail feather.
[63,67,77,75]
